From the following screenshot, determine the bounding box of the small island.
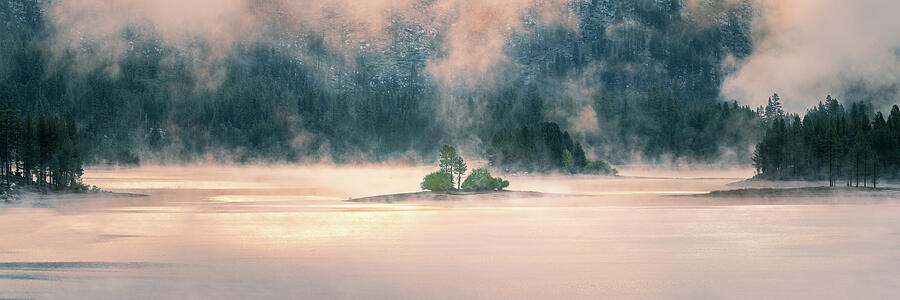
[351,145,548,203]
[350,144,619,203]
[420,145,509,193]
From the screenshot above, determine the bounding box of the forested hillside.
[0,0,761,165]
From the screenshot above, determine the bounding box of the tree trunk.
[873,160,879,189]
[829,158,833,187]
[450,165,454,190]
[863,160,868,187]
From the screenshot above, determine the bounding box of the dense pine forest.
[752,96,900,186]
[0,109,85,190]
[0,0,763,167]
[488,122,617,174]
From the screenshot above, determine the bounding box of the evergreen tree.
[752,98,900,185]
[487,122,617,175]
[763,93,785,124]
[0,109,83,190]
[572,142,588,171]
[561,149,575,174]
[453,154,467,191]
[20,114,35,184]
[439,145,457,188]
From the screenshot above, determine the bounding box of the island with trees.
[421,145,510,193]
[352,142,618,203]
[352,145,541,202]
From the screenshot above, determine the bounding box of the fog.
[46,0,574,90]
[723,0,900,112]
[8,0,899,295]
[47,0,900,111]
[3,165,900,299]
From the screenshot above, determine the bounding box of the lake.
[2,165,899,299]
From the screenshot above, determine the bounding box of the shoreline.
[692,186,900,198]
[348,190,589,203]
[1,185,147,205]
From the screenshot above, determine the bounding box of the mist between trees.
[0,0,767,167]
[1,0,894,172]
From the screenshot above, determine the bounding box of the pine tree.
[573,142,587,171]
[562,149,575,174]
[0,109,9,186]
[20,114,35,184]
[453,154,466,191]
[439,145,456,188]
[763,93,785,124]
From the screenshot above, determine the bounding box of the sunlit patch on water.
[93,180,282,190]
[329,203,432,212]
[207,195,343,202]
[585,191,711,195]
[109,206,200,214]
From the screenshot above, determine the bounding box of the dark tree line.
[487,122,617,175]
[0,109,84,190]
[753,95,900,187]
[587,88,764,163]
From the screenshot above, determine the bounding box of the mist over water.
[3,0,898,297]
[2,166,900,299]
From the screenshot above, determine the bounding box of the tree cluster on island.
[487,122,617,175]
[0,109,86,191]
[421,145,509,193]
[752,94,900,188]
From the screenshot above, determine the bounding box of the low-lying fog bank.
[80,164,752,200]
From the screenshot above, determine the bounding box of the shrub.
[584,159,618,175]
[461,168,508,192]
[421,170,453,192]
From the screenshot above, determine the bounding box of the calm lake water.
[2,166,900,299]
